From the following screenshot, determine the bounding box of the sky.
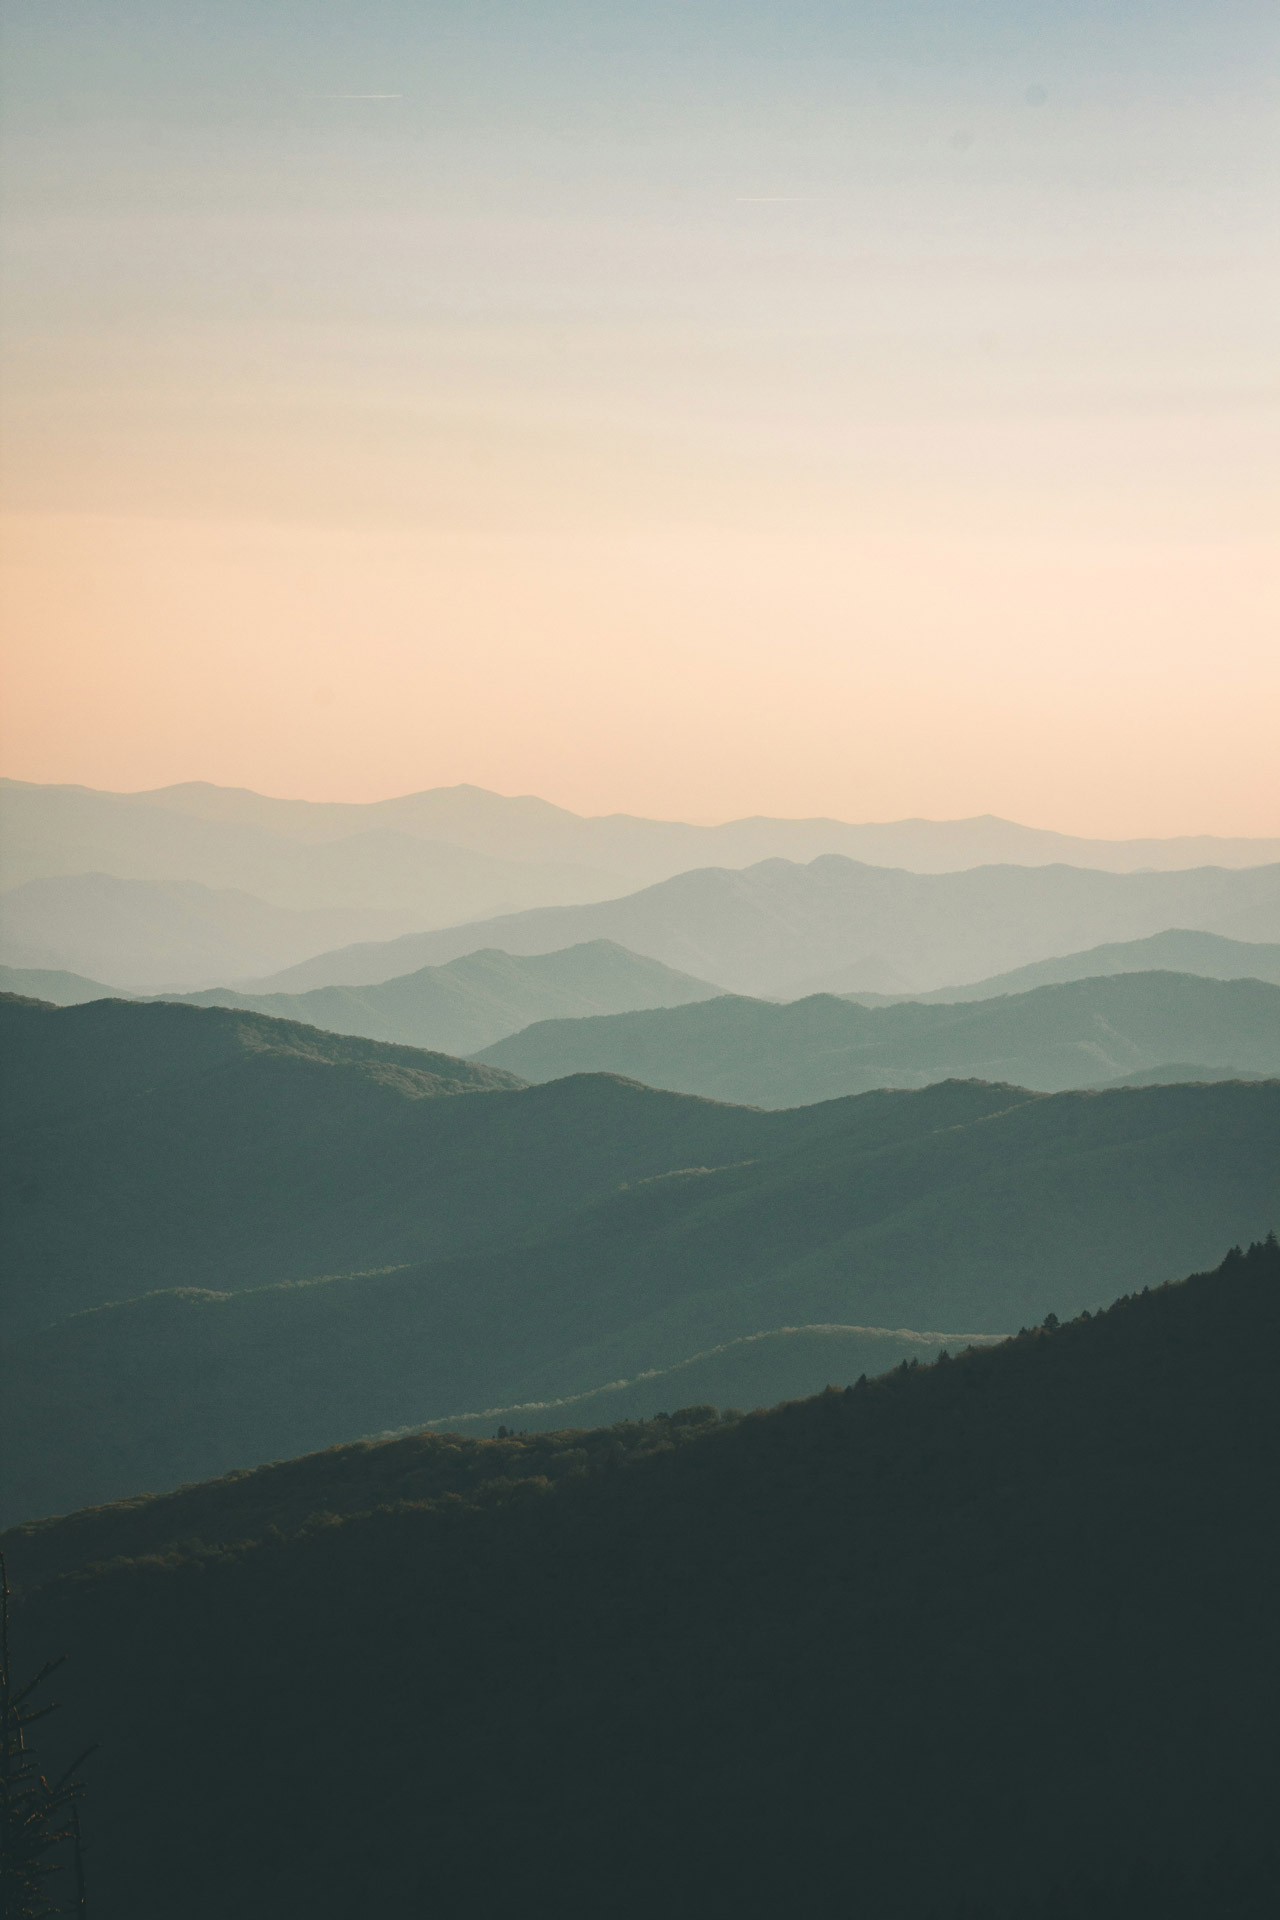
[1,1,1276,834]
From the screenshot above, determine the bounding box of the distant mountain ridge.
[248,855,1280,997]
[7,776,1279,990]
[0,873,425,989]
[479,972,1280,1106]
[832,928,1280,1002]
[7,777,1277,887]
[155,940,723,1055]
[0,962,125,1004]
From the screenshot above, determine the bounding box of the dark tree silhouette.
[0,1555,92,1919]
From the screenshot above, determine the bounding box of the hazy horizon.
[3,2,1276,835]
[7,768,1280,845]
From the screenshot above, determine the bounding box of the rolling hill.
[831,926,1280,1001]
[479,971,1280,1105]
[0,961,125,1004]
[6,1237,1279,1920]
[4,1056,1276,1521]
[157,940,722,1054]
[244,855,1280,996]
[0,993,846,1336]
[408,1322,1008,1436]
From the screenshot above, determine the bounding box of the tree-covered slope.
[479,970,1280,1104]
[0,994,854,1335]
[5,1077,1275,1522]
[159,939,722,1054]
[9,1238,1279,1920]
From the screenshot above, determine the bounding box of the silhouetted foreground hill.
[480,971,1280,1103]
[10,1239,1279,1920]
[5,1062,1276,1521]
[159,938,723,1053]
[246,854,1280,996]
[2,994,841,1335]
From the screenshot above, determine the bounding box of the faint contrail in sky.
[317,93,403,99]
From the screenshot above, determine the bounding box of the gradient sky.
[1,2,1276,833]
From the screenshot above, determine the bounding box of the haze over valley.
[3,2,1277,1912]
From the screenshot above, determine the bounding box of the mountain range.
[834,926,1280,1000]
[4,993,1277,1520]
[246,855,1280,997]
[479,971,1280,1105]
[6,1237,1279,1920]
[8,776,1278,897]
[156,940,721,1055]
[0,872,432,988]
[6,775,1280,991]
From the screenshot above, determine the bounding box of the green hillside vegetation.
[243,855,1280,996]
[832,926,1280,1001]
[8,1238,1279,1920]
[479,970,1280,1104]
[5,1069,1276,1523]
[2,994,845,1337]
[158,939,722,1054]
[409,1322,1007,1437]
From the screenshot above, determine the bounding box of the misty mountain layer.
[250,855,1280,996]
[0,873,425,989]
[157,940,722,1054]
[8,777,1278,902]
[480,971,1280,1105]
[827,927,1280,999]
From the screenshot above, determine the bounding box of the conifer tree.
[0,1555,93,1919]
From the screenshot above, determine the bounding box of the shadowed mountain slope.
[0,994,852,1337]
[480,971,1280,1105]
[409,1322,1008,1437]
[7,1239,1279,1920]
[245,855,1280,996]
[4,1074,1275,1521]
[158,940,722,1054]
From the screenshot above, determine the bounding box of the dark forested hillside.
[5,1070,1277,1522]
[479,969,1280,1104]
[0,994,842,1335]
[9,1238,1279,1920]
